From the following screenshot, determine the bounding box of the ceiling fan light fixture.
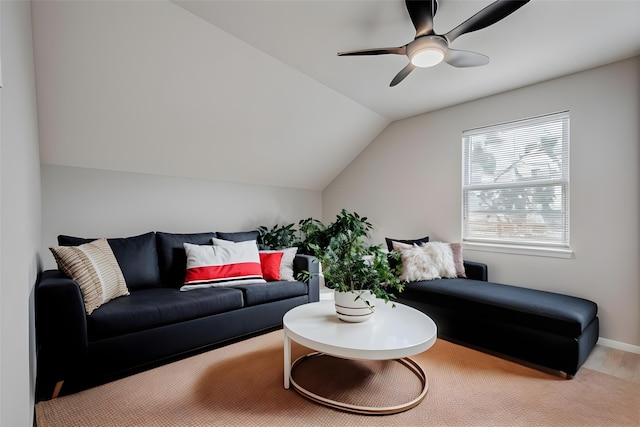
[337,0,531,86]
[407,35,448,68]
[410,47,445,67]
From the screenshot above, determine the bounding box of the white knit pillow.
[259,247,298,281]
[50,238,129,315]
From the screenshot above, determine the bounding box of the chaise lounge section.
[396,260,599,378]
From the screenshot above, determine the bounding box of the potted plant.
[257,219,330,253]
[306,209,403,322]
[294,217,330,255]
[256,223,298,250]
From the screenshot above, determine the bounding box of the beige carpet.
[36,330,639,427]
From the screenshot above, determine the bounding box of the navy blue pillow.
[155,232,217,288]
[57,232,160,291]
[216,230,259,243]
[385,235,430,252]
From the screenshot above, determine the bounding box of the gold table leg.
[289,352,428,415]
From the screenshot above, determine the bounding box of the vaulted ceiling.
[32,1,640,191]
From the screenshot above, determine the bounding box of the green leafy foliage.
[256,223,298,250]
[259,209,404,304]
[295,217,329,255]
[311,209,404,304]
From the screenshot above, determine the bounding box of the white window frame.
[462,111,572,258]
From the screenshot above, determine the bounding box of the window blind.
[462,111,570,248]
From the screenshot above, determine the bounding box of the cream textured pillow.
[50,238,129,315]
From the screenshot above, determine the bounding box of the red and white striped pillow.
[212,238,299,282]
[182,241,265,290]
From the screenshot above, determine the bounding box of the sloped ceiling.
[175,0,640,120]
[32,0,388,191]
[32,1,640,191]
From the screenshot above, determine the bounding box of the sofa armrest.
[35,270,89,400]
[293,254,320,302]
[463,261,488,282]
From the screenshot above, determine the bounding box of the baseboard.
[598,337,640,354]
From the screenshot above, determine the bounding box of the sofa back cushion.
[215,230,259,243]
[57,232,161,291]
[156,232,217,288]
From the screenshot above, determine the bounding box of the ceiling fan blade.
[338,46,406,56]
[444,0,530,43]
[390,63,416,87]
[405,0,438,37]
[444,49,489,68]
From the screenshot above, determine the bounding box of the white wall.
[1,1,42,425]
[323,57,640,349]
[41,164,321,269]
[31,0,388,192]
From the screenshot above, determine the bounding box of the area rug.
[35,330,639,427]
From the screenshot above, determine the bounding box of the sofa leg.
[566,373,574,380]
[52,381,64,399]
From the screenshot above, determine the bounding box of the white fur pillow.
[399,246,440,281]
[399,242,457,282]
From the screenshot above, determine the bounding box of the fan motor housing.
[407,35,448,66]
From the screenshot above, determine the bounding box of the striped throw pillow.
[213,238,298,282]
[182,241,265,288]
[50,238,129,315]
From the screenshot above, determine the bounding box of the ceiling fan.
[338,0,530,86]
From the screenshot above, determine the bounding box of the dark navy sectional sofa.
[36,230,598,402]
[35,231,319,401]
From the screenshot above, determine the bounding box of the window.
[462,111,570,252]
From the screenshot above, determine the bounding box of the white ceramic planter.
[334,290,375,322]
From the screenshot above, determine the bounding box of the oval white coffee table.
[283,300,437,414]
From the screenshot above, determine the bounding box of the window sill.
[463,242,574,259]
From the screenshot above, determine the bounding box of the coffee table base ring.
[289,352,428,415]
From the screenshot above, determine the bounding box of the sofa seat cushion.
[87,287,244,340]
[233,281,308,306]
[402,279,597,337]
